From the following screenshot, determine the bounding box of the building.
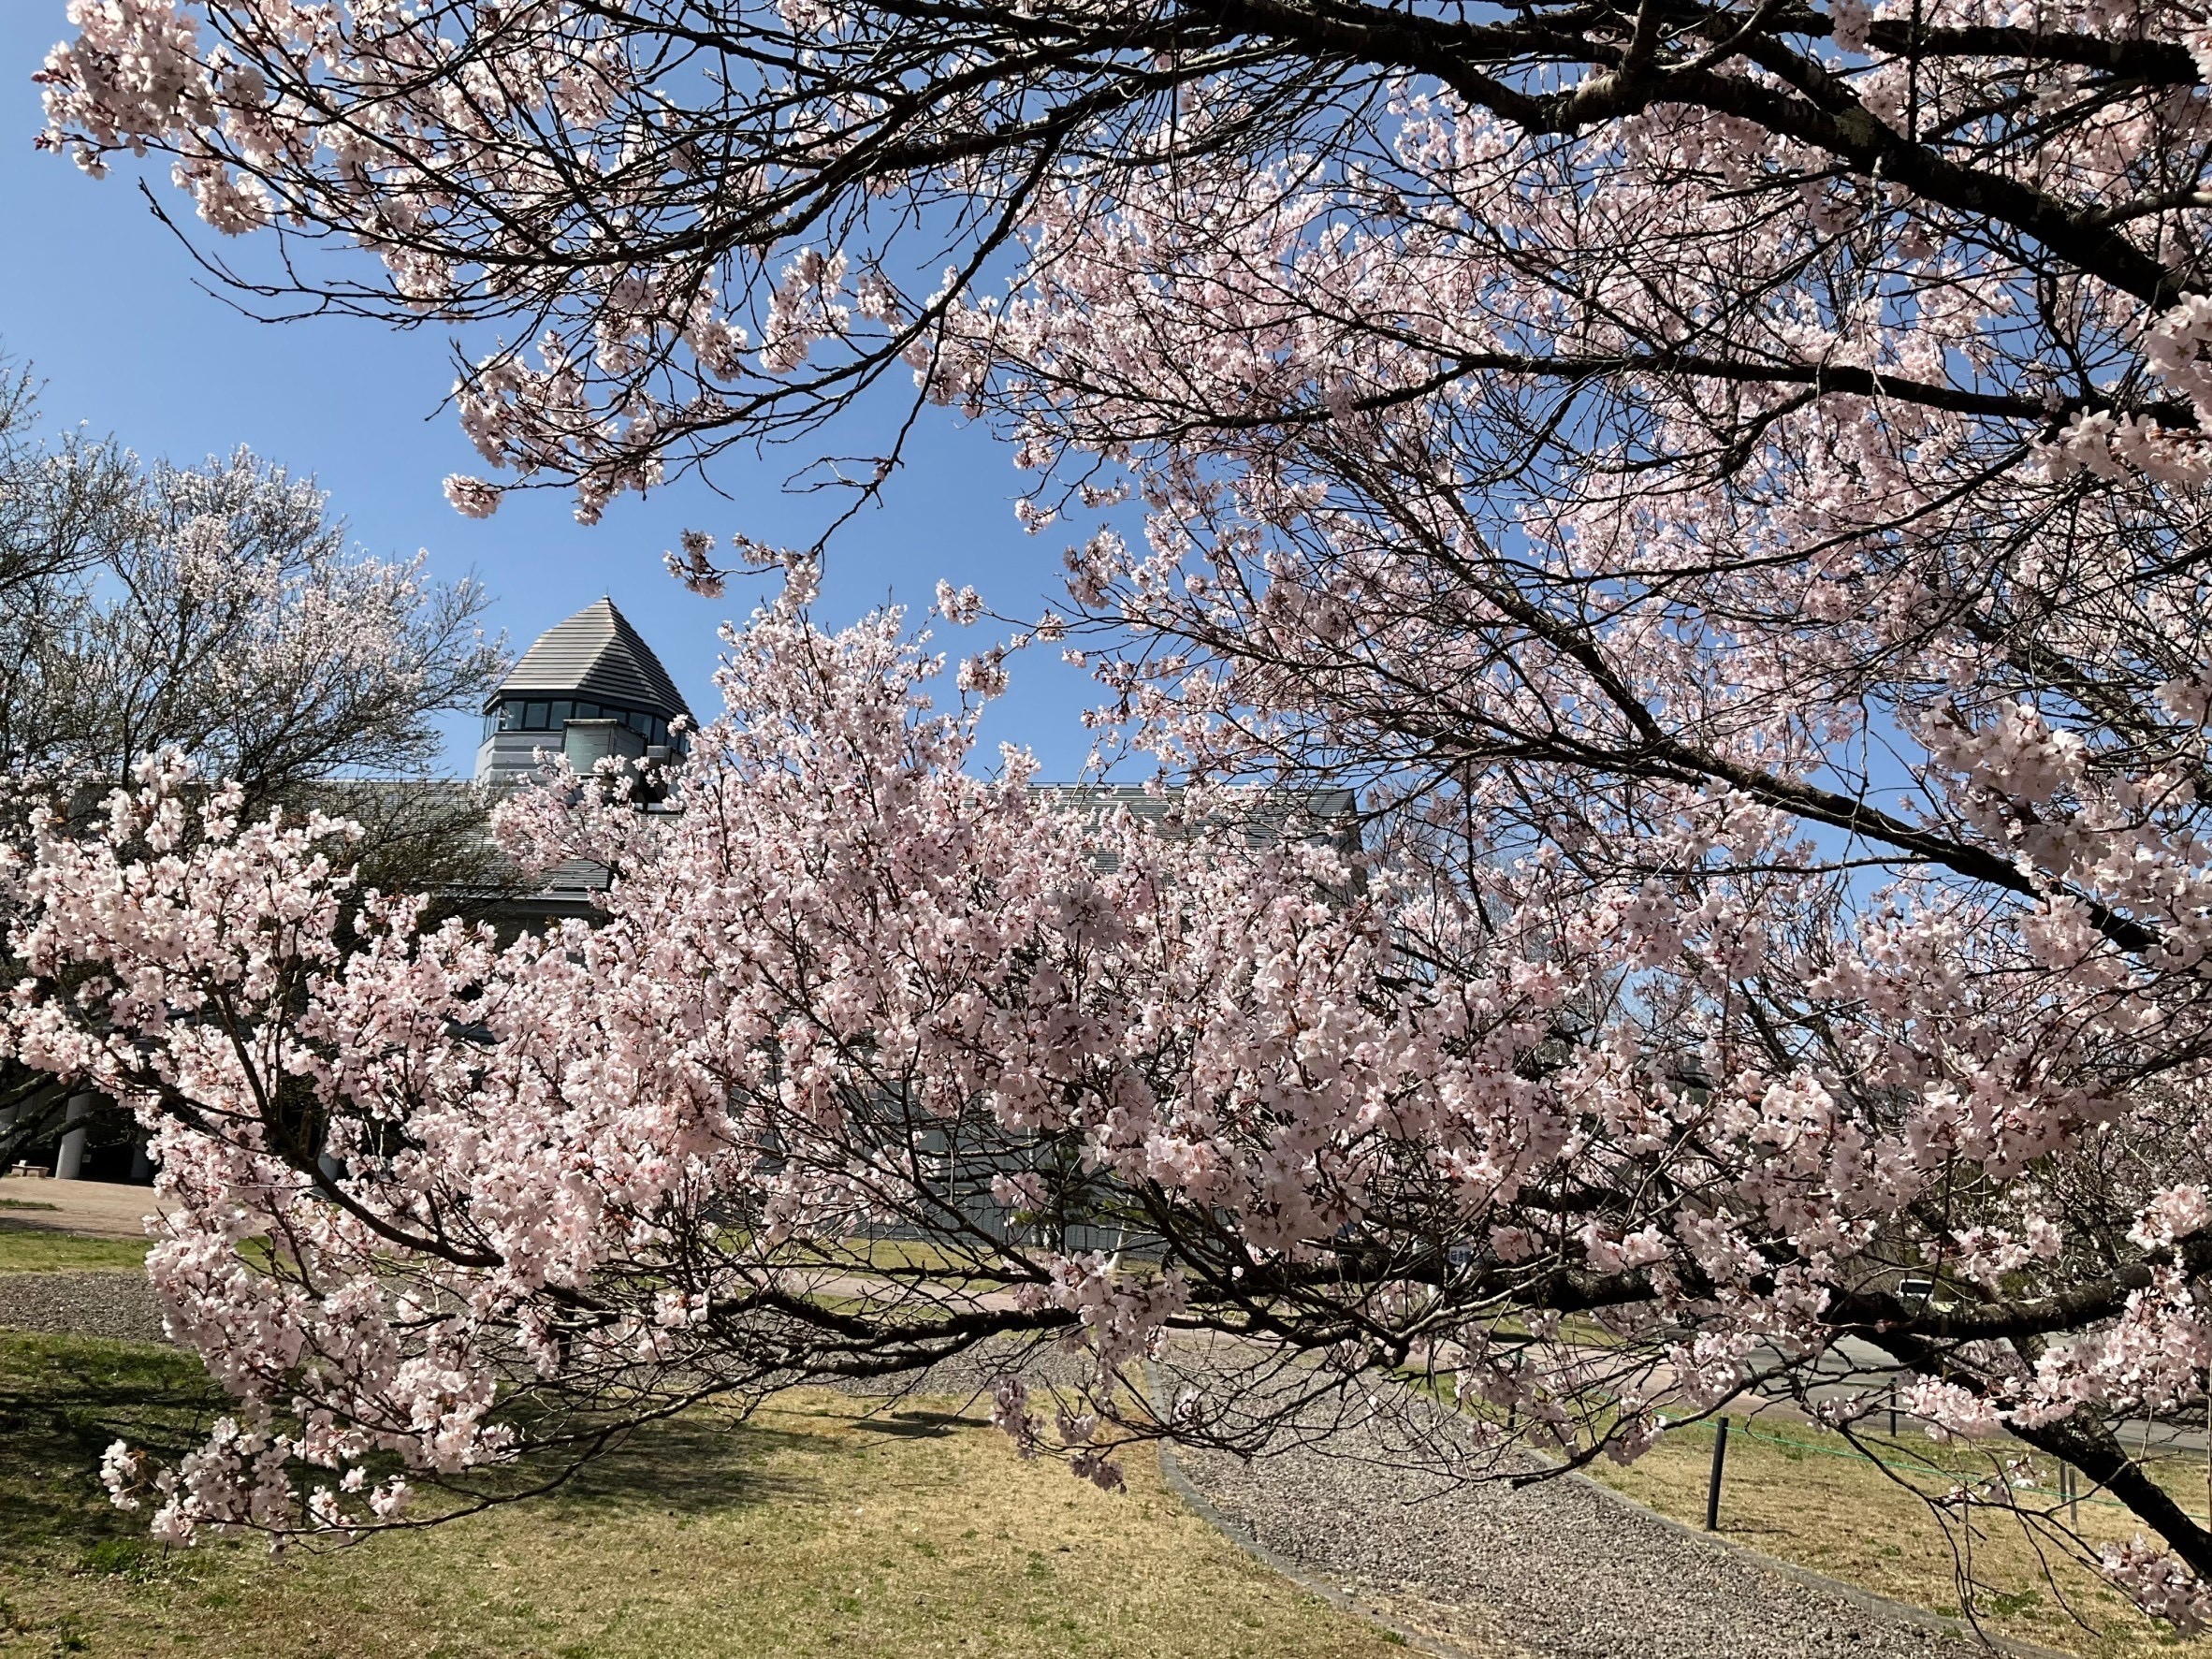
[464,596,696,930]
[475,597,692,786]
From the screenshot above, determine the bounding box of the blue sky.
[0,9,1103,778]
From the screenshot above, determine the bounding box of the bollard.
[1887,1382,1898,1437]
[2061,1463,2080,1527]
[1705,1417,1730,1532]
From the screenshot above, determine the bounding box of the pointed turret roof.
[490,598,692,720]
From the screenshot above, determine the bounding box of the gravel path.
[0,1271,169,1344]
[1157,1346,1991,1659]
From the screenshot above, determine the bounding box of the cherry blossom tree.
[0,389,507,1169]
[0,592,2204,1634]
[33,1,2212,525]
[7,445,502,797]
[29,0,2212,1629]
[6,602,1368,1536]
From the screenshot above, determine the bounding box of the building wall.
[473,720,650,787]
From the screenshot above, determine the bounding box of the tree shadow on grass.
[0,1330,854,1586]
[531,1408,819,1521]
[0,1332,221,1579]
[846,1407,991,1439]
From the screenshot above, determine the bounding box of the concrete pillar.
[54,1092,93,1181]
[128,1142,153,1183]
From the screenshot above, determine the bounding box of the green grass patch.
[0,1330,1409,1659]
[0,1228,151,1274]
[0,1199,60,1214]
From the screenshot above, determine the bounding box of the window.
[485,699,682,742]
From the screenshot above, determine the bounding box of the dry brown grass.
[0,1330,1421,1659]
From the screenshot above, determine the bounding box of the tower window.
[484,697,683,749]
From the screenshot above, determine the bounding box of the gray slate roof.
[489,598,693,720]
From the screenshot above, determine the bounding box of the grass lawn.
[0,1228,151,1274]
[0,1330,1418,1659]
[26,1223,2205,1659]
[1590,1414,2212,1659]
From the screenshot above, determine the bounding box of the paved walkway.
[0,1172,168,1239]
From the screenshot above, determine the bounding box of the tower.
[474,598,694,786]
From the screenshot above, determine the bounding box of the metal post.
[2061,1463,2079,1526]
[1705,1417,1730,1532]
[1887,1381,1899,1437]
[53,1093,93,1181]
